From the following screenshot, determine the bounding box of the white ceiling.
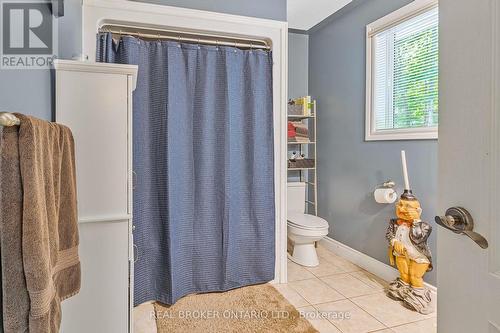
[287,0,352,31]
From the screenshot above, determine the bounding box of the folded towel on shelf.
[291,122,309,138]
[295,127,309,137]
[288,136,310,143]
[291,121,308,129]
[288,121,296,138]
[0,115,81,333]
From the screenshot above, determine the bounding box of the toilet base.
[288,242,320,267]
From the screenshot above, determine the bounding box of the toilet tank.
[287,182,306,214]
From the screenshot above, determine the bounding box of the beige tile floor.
[277,245,437,333]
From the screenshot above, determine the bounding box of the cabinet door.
[56,70,129,220]
[60,220,129,333]
[56,69,131,333]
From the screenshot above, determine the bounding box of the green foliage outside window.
[393,26,439,129]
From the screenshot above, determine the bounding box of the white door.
[438,0,500,331]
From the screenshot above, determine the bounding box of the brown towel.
[0,115,81,333]
[0,126,30,332]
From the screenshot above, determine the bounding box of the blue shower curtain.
[97,33,275,305]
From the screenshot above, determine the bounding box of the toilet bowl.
[287,182,329,267]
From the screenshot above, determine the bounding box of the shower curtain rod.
[0,112,20,126]
[99,24,271,50]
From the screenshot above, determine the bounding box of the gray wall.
[309,0,438,284]
[288,32,309,99]
[0,0,286,121]
[287,32,309,183]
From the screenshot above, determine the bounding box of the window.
[366,0,438,141]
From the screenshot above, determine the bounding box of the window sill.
[365,128,438,141]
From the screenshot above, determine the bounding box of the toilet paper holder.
[381,180,396,189]
[374,180,398,204]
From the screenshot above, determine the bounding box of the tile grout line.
[308,301,345,333]
[348,270,389,288]
[387,316,437,329]
[344,276,427,329]
[312,269,388,301]
[287,247,436,332]
[287,275,347,299]
[349,293,436,329]
[304,261,347,276]
[322,283,380,300]
[310,298,389,333]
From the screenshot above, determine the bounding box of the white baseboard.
[319,236,437,293]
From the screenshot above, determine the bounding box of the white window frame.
[365,0,439,141]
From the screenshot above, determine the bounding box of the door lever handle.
[435,207,488,249]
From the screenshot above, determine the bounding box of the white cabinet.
[54,60,137,333]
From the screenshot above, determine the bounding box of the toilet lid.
[287,212,329,230]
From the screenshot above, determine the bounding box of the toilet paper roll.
[374,188,397,204]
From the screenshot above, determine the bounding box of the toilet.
[287,182,329,267]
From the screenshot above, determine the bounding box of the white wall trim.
[82,0,288,286]
[320,236,437,293]
[82,0,286,59]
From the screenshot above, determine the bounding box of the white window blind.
[367,4,438,140]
